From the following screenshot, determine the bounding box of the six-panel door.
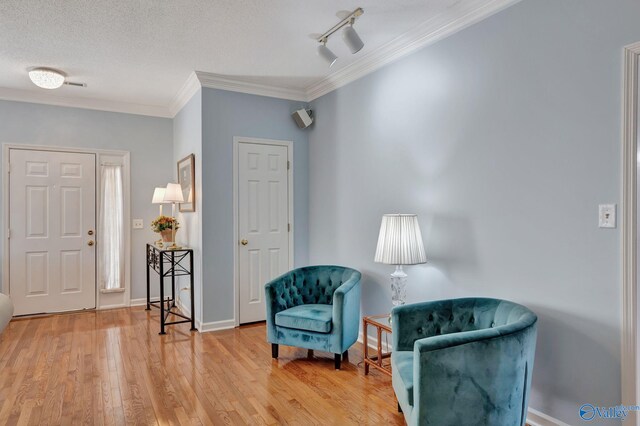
[9,149,96,315]
[238,142,290,324]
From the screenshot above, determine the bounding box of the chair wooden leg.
[334,354,341,370]
[272,344,278,359]
[342,350,349,361]
[398,403,403,413]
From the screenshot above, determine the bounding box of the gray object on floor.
[0,293,13,333]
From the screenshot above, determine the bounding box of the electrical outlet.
[132,219,144,229]
[598,204,616,228]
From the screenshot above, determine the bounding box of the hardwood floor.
[0,307,404,425]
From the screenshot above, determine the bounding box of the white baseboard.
[526,408,571,426]
[130,298,147,307]
[357,331,393,353]
[98,303,128,311]
[357,334,567,426]
[200,318,236,333]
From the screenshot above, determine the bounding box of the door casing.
[2,144,131,311]
[233,137,293,327]
[622,41,640,425]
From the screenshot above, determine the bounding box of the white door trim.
[2,143,132,310]
[233,136,294,327]
[622,41,640,426]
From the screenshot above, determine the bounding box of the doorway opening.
[2,145,131,315]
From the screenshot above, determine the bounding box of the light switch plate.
[133,219,144,229]
[598,204,616,228]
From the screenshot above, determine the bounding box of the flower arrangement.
[151,215,180,233]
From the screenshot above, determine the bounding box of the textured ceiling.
[0,0,510,114]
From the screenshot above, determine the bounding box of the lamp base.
[390,265,408,307]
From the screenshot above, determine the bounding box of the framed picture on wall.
[177,154,195,212]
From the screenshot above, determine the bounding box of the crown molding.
[305,0,521,101]
[0,0,519,118]
[195,71,308,102]
[0,87,172,118]
[168,71,202,117]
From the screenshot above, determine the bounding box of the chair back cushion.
[394,298,536,352]
[273,265,360,310]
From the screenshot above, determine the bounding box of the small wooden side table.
[363,314,392,376]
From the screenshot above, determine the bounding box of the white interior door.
[9,149,96,315]
[238,141,290,324]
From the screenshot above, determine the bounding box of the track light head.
[342,23,364,54]
[317,42,338,67]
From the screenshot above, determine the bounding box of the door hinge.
[288,223,291,232]
[7,163,11,174]
[287,161,290,170]
[7,229,10,239]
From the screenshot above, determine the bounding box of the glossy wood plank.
[0,308,403,425]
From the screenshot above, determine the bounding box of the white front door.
[238,141,291,324]
[9,149,96,315]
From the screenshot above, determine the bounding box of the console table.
[146,244,196,334]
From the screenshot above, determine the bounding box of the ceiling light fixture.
[28,67,87,89]
[316,7,365,67]
[28,67,66,89]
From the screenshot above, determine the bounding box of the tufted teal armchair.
[391,298,537,426]
[265,265,361,369]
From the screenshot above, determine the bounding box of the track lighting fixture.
[316,7,365,67]
[317,41,338,67]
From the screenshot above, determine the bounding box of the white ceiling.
[0,0,518,117]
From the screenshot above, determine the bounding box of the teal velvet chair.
[391,298,537,426]
[265,265,361,369]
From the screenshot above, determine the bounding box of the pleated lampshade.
[374,214,427,265]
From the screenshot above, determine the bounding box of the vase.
[160,229,175,243]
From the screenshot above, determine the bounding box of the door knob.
[240,239,248,246]
[88,240,95,246]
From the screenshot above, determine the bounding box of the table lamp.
[374,214,427,306]
[163,183,184,249]
[152,187,167,216]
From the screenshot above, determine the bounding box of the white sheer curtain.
[98,164,125,290]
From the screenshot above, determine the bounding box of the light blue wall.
[201,88,309,323]
[173,90,203,323]
[309,0,640,423]
[0,100,173,300]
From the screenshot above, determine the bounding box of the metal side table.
[146,243,196,334]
